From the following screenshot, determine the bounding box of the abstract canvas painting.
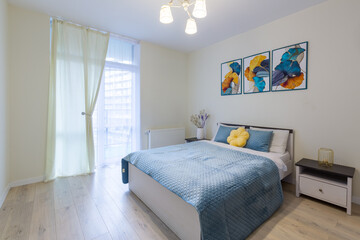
[221,59,242,96]
[271,42,308,92]
[243,52,270,94]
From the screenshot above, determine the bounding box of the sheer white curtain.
[83,28,110,173]
[93,36,140,167]
[45,19,109,181]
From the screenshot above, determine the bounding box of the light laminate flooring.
[0,164,359,240]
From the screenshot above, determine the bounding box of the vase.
[318,148,334,167]
[197,128,204,139]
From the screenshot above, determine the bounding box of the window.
[93,35,140,167]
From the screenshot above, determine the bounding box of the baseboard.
[0,184,10,208]
[9,176,44,188]
[0,176,44,207]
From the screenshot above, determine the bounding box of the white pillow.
[212,123,245,141]
[250,127,289,154]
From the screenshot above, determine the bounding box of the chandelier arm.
[169,0,195,8]
[185,9,192,18]
[169,0,181,7]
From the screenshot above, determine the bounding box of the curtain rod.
[52,16,140,44]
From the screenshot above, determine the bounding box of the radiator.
[146,128,185,149]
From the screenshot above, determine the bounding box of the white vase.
[197,128,204,139]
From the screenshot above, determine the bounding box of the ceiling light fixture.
[160,0,207,35]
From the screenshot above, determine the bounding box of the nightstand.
[185,137,210,143]
[296,158,355,215]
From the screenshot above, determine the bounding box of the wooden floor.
[1,164,359,240]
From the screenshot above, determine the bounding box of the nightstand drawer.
[299,176,347,206]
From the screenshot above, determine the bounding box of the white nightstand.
[296,158,355,215]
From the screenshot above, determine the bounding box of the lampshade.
[192,0,207,18]
[185,18,197,35]
[160,5,173,24]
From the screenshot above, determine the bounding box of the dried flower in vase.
[190,109,209,128]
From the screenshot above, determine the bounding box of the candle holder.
[318,148,334,167]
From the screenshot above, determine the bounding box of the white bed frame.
[128,124,294,240]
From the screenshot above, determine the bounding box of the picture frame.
[243,51,271,94]
[221,59,242,96]
[271,41,308,92]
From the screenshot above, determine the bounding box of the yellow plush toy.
[227,127,250,147]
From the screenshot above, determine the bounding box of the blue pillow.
[214,125,237,144]
[245,129,273,152]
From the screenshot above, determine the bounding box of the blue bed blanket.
[122,141,283,240]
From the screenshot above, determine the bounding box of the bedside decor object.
[296,158,355,215]
[243,51,270,94]
[159,0,207,35]
[190,109,209,139]
[271,41,308,92]
[318,148,334,167]
[196,128,205,140]
[221,59,242,95]
[227,128,249,147]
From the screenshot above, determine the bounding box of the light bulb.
[185,18,197,35]
[193,0,207,19]
[160,5,173,24]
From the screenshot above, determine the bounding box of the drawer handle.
[319,189,323,193]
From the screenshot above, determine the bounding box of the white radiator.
[146,128,185,149]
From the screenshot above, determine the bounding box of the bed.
[122,124,294,240]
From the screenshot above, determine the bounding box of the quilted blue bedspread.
[122,141,283,240]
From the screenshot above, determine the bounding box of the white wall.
[6,5,189,182]
[0,0,9,200]
[140,42,188,149]
[8,5,50,182]
[187,0,360,200]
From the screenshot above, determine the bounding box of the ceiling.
[8,0,327,52]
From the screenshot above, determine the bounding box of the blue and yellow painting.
[243,52,270,94]
[272,42,308,91]
[221,59,242,96]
